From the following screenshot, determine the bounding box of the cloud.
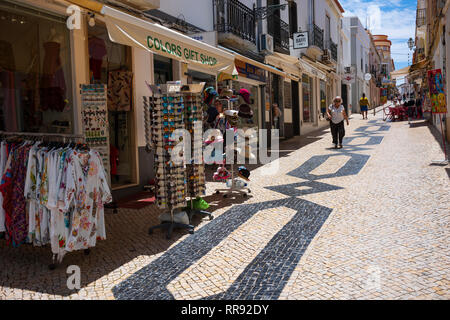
[340,0,416,66]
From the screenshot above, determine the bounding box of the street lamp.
[407,37,414,98]
[253,0,293,20]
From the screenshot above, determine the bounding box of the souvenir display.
[80,84,111,186]
[213,89,251,198]
[147,90,187,211]
[184,87,206,198]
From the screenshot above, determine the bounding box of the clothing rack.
[0,131,85,143]
[0,131,97,270]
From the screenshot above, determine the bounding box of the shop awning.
[265,52,302,80]
[217,46,286,81]
[409,58,430,73]
[101,5,236,73]
[390,65,410,80]
[299,58,327,80]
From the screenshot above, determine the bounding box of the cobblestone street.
[1,111,449,300]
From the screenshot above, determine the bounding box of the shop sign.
[342,72,355,84]
[235,59,266,82]
[103,9,234,71]
[427,69,447,114]
[146,35,218,66]
[189,31,218,47]
[293,32,308,49]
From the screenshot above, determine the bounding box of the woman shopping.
[327,96,349,149]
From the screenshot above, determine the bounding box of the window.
[0,2,73,133]
[320,80,326,118]
[289,1,298,36]
[325,15,331,44]
[302,74,313,122]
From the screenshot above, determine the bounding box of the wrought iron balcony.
[267,14,290,54]
[214,0,256,45]
[416,8,426,27]
[310,24,324,50]
[329,41,337,61]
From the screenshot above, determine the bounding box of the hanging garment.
[107,70,133,111]
[40,42,66,112]
[88,37,107,81]
[63,150,111,252]
[0,141,7,232]
[0,70,18,131]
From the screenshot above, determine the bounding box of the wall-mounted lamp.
[88,12,95,27]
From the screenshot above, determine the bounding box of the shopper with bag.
[327,96,349,149]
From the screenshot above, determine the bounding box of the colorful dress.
[63,150,111,252]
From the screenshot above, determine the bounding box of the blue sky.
[339,0,417,71]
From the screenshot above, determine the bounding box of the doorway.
[341,83,348,115]
[291,80,300,135]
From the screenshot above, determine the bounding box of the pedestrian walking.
[327,96,349,149]
[359,93,370,119]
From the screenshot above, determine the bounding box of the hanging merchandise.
[0,131,111,268]
[80,84,111,186]
[107,70,133,111]
[184,85,206,198]
[144,82,212,239]
[145,83,192,239]
[213,92,251,198]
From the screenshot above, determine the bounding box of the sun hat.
[238,104,253,118]
[221,88,234,99]
[239,88,251,104]
[237,166,250,181]
[224,109,239,117]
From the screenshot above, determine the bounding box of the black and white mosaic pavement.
[112,121,390,300]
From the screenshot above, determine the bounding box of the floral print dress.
[63,150,111,252]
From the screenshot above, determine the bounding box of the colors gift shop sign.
[102,6,234,71]
[427,69,447,114]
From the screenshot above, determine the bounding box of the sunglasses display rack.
[80,84,111,187]
[182,84,213,221]
[145,83,195,239]
[213,99,251,198]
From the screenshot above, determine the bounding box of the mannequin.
[40,26,66,111]
[47,26,64,44]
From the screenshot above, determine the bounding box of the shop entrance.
[291,81,300,135]
[88,24,136,189]
[271,74,284,138]
[341,83,348,115]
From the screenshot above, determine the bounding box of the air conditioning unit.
[260,34,274,54]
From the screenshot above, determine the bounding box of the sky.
[339,0,417,71]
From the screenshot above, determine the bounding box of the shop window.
[302,74,313,122]
[187,69,216,89]
[320,80,326,118]
[0,2,73,133]
[88,24,135,189]
[232,81,259,131]
[154,55,173,84]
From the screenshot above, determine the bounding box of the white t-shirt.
[328,104,345,124]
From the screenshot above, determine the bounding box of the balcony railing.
[268,14,290,54]
[214,0,256,45]
[310,24,324,50]
[416,8,426,27]
[329,41,337,61]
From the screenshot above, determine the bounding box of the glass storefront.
[154,55,172,84]
[232,81,259,130]
[320,80,326,119]
[302,74,313,122]
[0,0,73,133]
[88,23,135,189]
[187,69,216,88]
